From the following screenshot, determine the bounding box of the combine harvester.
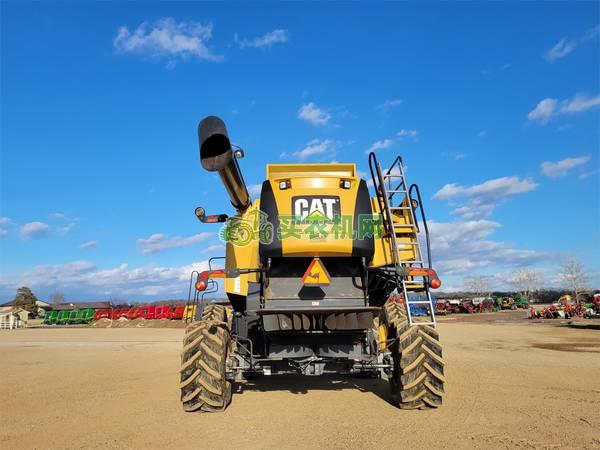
[181,116,445,412]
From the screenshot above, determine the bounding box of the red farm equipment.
[155,305,174,319]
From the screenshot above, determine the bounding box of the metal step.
[402,278,436,327]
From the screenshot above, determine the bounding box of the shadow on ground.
[235,374,392,404]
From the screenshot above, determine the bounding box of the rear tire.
[201,304,227,322]
[180,320,232,412]
[383,300,445,409]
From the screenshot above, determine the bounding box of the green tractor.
[43,310,59,325]
[57,310,71,325]
[513,295,529,309]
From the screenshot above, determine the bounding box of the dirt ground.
[1,311,599,449]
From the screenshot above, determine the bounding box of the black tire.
[180,320,232,412]
[383,300,445,409]
[201,304,227,322]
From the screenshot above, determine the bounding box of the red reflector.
[195,280,207,291]
[430,278,442,289]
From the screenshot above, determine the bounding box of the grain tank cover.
[266,163,356,180]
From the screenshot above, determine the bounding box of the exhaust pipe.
[198,116,250,213]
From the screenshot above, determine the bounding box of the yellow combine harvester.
[180,116,445,412]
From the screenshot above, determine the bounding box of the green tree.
[13,286,39,317]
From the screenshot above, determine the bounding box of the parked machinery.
[180,116,445,412]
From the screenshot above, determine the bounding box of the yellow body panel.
[221,163,422,297]
[224,202,260,297]
[270,175,358,257]
[183,305,196,320]
[267,163,355,179]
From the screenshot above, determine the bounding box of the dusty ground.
[1,311,599,449]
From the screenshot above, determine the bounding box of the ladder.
[368,152,437,326]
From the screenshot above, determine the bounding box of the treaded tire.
[180,320,232,412]
[383,300,445,409]
[201,304,227,322]
[201,304,232,330]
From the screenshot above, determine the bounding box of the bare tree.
[51,291,65,304]
[464,275,495,298]
[559,259,588,303]
[508,269,542,299]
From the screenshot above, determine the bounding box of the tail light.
[430,278,442,289]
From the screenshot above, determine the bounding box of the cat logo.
[292,196,341,222]
[301,258,331,286]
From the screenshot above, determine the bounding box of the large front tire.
[180,320,232,412]
[383,301,445,409]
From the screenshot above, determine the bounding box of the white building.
[0,307,29,329]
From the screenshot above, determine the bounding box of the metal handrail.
[409,183,432,269]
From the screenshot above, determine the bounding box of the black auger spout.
[198,115,250,213]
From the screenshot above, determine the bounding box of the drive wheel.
[180,320,232,412]
[383,300,445,409]
[201,304,227,322]
[201,304,232,330]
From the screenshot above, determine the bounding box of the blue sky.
[1,2,598,301]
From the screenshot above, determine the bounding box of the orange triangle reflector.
[302,258,331,286]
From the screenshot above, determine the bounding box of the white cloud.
[544,37,577,62]
[19,222,49,240]
[544,24,600,62]
[0,259,212,299]
[579,169,599,180]
[376,98,402,113]
[540,155,590,178]
[248,183,262,196]
[559,94,600,114]
[113,18,223,64]
[397,129,418,139]
[454,151,466,160]
[57,222,76,236]
[0,217,10,238]
[428,220,547,276]
[137,232,213,254]
[435,176,538,219]
[80,240,97,249]
[235,29,289,49]
[582,24,600,41]
[298,102,331,126]
[202,244,225,254]
[528,94,600,124]
[527,98,558,124]
[365,138,393,154]
[292,138,334,160]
